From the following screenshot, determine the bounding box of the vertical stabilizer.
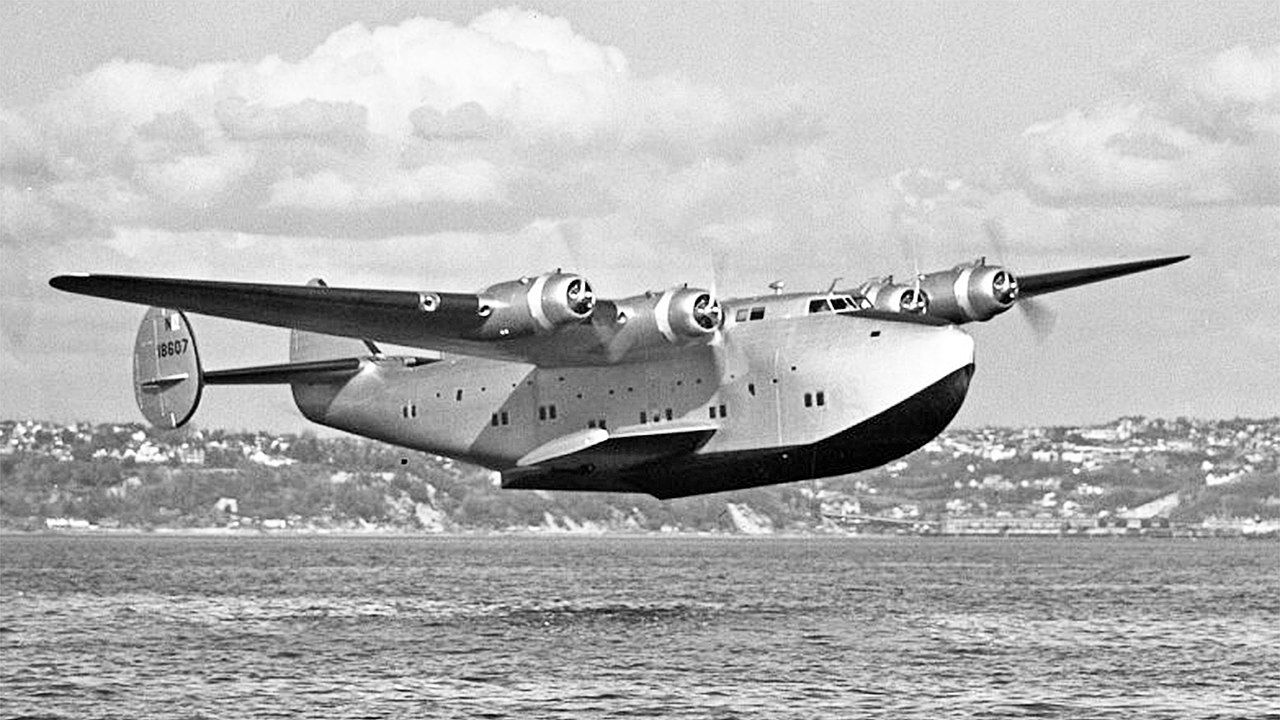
[289,278,374,362]
[134,307,203,428]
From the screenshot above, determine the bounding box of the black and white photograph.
[2,1,1278,717]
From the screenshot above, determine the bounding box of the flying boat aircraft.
[51,254,1187,498]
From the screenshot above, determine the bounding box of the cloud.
[268,160,502,209]
[216,98,368,142]
[2,8,821,243]
[411,102,502,140]
[137,147,256,208]
[1014,44,1280,207]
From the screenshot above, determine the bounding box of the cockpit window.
[748,306,765,321]
[809,295,865,314]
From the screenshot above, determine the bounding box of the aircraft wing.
[1016,255,1189,298]
[51,273,551,363]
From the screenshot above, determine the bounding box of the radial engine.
[857,258,1019,324]
[473,271,597,339]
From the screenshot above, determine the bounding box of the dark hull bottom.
[504,363,975,499]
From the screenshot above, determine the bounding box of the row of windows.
[639,408,674,424]
[418,387,822,425]
[473,402,733,428]
[733,306,766,322]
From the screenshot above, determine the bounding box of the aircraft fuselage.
[293,295,976,497]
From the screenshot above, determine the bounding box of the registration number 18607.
[156,339,189,358]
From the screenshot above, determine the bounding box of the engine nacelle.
[916,259,1019,324]
[858,277,930,314]
[857,259,1018,323]
[657,287,723,341]
[593,286,722,362]
[474,271,596,339]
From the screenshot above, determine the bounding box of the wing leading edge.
[1016,255,1190,298]
[50,273,531,361]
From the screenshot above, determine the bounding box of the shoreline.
[4,527,1275,540]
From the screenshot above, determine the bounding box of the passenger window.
[749,307,765,321]
[808,299,830,314]
[735,308,750,322]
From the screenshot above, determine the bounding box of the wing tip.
[49,273,90,291]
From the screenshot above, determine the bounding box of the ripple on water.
[1,535,1277,720]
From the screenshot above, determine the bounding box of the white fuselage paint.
[293,302,976,474]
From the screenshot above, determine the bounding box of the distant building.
[941,517,1077,535]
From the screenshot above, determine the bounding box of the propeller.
[565,277,595,315]
[1018,296,1058,340]
[692,293,723,330]
[703,242,751,383]
[983,218,1058,341]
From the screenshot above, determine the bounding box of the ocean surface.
[1,534,1277,719]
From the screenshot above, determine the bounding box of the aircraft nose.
[901,323,975,383]
[916,325,975,416]
[873,324,974,442]
[936,324,976,375]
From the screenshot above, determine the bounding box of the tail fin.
[134,307,202,428]
[289,278,374,363]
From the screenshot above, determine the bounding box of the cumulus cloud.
[1014,44,1280,207]
[268,160,502,209]
[2,8,821,243]
[216,98,368,142]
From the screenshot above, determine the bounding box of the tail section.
[134,307,202,429]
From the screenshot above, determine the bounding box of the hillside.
[2,417,1277,535]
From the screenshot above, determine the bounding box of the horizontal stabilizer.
[203,358,363,385]
[139,373,191,390]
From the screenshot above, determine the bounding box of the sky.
[2,1,1278,433]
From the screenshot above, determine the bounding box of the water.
[1,534,1277,719]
